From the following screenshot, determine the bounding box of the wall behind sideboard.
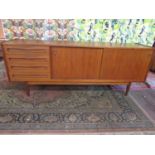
[1,19,155,46]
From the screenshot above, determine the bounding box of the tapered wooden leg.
[144,81,151,88]
[125,83,131,96]
[26,85,30,96]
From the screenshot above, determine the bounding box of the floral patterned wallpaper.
[1,19,155,46]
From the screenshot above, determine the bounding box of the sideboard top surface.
[2,39,154,49]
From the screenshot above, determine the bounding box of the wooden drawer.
[4,46,51,81]
[9,58,49,66]
[5,48,49,58]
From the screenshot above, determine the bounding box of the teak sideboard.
[2,40,154,96]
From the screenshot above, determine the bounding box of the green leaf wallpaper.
[2,19,155,46]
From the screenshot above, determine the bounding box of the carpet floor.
[0,61,154,133]
[130,89,155,125]
[112,72,155,91]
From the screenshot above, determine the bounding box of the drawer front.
[4,46,51,81]
[5,48,49,58]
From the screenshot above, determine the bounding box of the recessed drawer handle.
[7,48,49,51]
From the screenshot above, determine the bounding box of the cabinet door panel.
[100,48,152,81]
[51,47,102,79]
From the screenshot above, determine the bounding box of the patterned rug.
[0,61,154,132]
[112,72,155,91]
